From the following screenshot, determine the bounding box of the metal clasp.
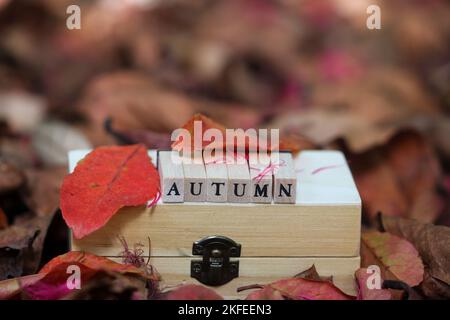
[190,235,241,286]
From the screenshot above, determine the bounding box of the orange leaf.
[39,251,155,280]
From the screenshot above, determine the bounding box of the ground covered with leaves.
[0,0,449,300]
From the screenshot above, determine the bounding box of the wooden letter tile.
[158,151,184,203]
[205,162,228,202]
[273,152,297,204]
[227,162,251,203]
[249,158,273,203]
[183,157,207,202]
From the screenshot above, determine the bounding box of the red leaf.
[25,262,98,300]
[361,231,424,287]
[355,268,392,300]
[60,145,160,239]
[165,284,223,300]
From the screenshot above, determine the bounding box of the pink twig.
[250,160,286,183]
[147,191,161,208]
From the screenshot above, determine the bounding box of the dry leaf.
[361,231,424,287]
[378,214,450,299]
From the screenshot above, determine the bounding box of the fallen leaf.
[384,131,442,223]
[243,278,354,300]
[0,160,25,194]
[60,144,160,239]
[39,251,157,280]
[62,270,148,300]
[0,214,45,280]
[105,118,172,150]
[22,167,66,218]
[79,71,194,141]
[173,113,311,154]
[361,231,424,287]
[0,250,156,300]
[171,113,226,151]
[23,262,98,300]
[294,264,332,282]
[246,286,284,300]
[0,273,44,300]
[164,284,223,300]
[353,158,408,221]
[351,130,443,224]
[378,214,450,299]
[355,268,392,300]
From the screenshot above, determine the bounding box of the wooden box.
[69,150,361,299]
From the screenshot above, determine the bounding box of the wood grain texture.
[109,256,360,299]
[71,203,361,257]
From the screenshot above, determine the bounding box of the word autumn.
[158,151,297,204]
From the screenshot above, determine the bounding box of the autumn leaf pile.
[0,0,449,300]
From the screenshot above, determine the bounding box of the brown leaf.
[22,167,66,217]
[294,264,332,282]
[0,214,50,280]
[79,71,194,144]
[352,130,443,224]
[383,131,442,223]
[378,214,450,299]
[353,157,408,221]
[0,160,25,194]
[361,231,424,287]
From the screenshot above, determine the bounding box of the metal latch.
[191,235,241,286]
